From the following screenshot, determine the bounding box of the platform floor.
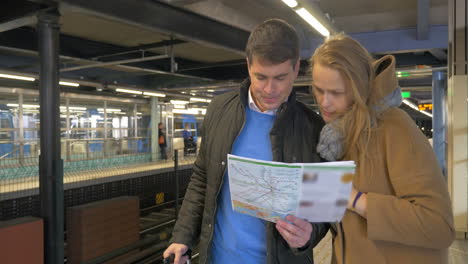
[313,231,468,264]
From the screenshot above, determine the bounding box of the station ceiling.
[0,0,447,120]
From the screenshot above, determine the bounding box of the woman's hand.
[348,186,368,218]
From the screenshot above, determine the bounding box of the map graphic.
[227,154,355,223]
[228,155,302,222]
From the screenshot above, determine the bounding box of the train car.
[0,106,14,159]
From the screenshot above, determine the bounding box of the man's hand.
[163,243,189,264]
[275,215,312,248]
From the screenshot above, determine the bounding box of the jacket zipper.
[204,106,246,264]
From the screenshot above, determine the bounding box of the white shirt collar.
[248,89,277,116]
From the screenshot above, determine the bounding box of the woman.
[310,34,454,263]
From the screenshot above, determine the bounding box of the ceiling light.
[115,88,142,95]
[60,106,87,111]
[59,81,80,87]
[190,97,211,103]
[403,99,419,111]
[420,111,433,118]
[0,73,35,81]
[173,108,206,115]
[97,108,121,112]
[143,92,166,97]
[281,0,298,8]
[170,100,189,105]
[173,104,186,109]
[7,103,40,108]
[296,8,330,37]
[172,109,193,114]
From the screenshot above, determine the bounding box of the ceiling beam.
[417,0,430,40]
[428,48,448,61]
[60,54,169,72]
[350,26,447,54]
[60,0,250,55]
[90,39,187,60]
[304,26,448,57]
[0,44,213,81]
[0,14,38,33]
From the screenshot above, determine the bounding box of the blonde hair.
[310,34,382,160]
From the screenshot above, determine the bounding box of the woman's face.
[312,63,353,123]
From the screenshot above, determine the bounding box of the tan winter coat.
[332,56,455,264]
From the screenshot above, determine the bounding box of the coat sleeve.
[169,107,212,247]
[366,110,455,249]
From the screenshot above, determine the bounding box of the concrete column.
[447,0,468,234]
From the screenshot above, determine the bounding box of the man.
[158,122,167,160]
[164,19,328,264]
[182,123,192,156]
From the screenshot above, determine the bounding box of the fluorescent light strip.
[60,106,87,110]
[170,100,189,105]
[59,81,80,87]
[403,99,433,118]
[173,108,206,115]
[0,73,35,81]
[116,88,142,95]
[190,97,211,103]
[143,92,166,97]
[173,104,186,109]
[420,111,433,118]
[7,103,40,108]
[173,109,200,115]
[295,8,330,37]
[403,99,419,111]
[97,108,121,112]
[281,0,298,8]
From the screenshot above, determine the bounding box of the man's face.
[248,56,299,112]
[312,63,353,123]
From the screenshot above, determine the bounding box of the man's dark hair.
[246,18,300,66]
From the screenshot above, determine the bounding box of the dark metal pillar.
[38,10,64,264]
[174,149,179,219]
[432,71,447,178]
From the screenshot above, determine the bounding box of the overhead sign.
[418,103,433,111]
[401,91,411,98]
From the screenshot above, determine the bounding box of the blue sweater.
[211,108,275,264]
